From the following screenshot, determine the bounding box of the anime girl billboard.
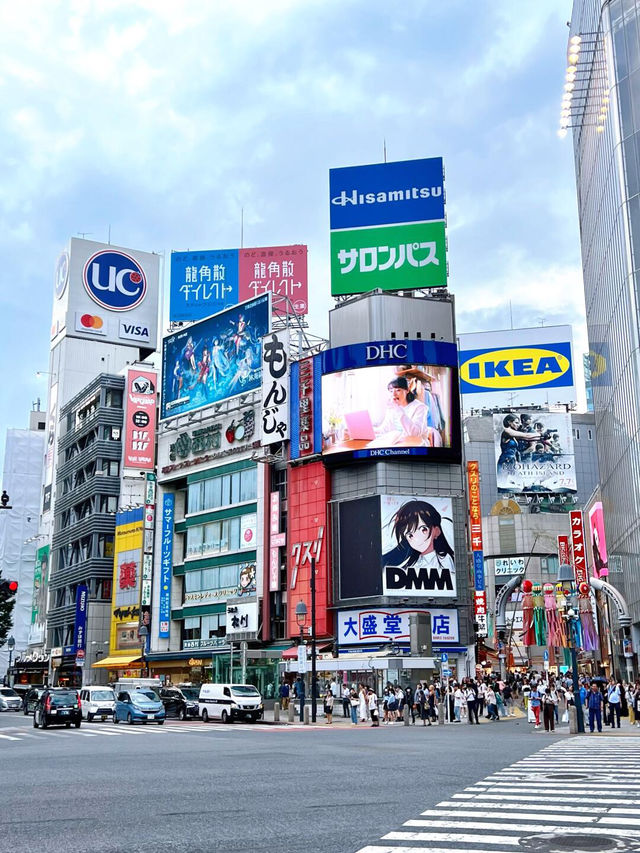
[380,495,456,598]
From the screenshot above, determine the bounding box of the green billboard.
[330,221,447,296]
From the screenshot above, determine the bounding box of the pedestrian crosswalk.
[356,736,640,852]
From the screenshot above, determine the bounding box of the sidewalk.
[261,704,527,727]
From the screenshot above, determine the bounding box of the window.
[183,617,200,641]
[105,389,123,408]
[185,572,201,593]
[102,460,119,477]
[541,555,559,575]
[187,466,257,515]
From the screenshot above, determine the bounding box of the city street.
[2,713,639,853]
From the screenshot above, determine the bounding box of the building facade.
[569,0,640,654]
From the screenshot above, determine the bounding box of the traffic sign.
[442,668,452,677]
[440,652,449,663]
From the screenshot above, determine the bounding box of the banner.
[159,493,174,638]
[467,461,487,636]
[587,502,609,578]
[73,584,89,664]
[569,510,588,586]
[494,410,576,493]
[124,368,157,470]
[260,330,289,445]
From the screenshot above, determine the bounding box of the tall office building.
[567,0,640,658]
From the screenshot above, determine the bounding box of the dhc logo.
[459,345,573,392]
[83,250,147,312]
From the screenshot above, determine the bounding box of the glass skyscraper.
[569,0,640,662]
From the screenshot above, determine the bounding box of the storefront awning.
[281,643,332,660]
[281,645,300,660]
[91,654,141,669]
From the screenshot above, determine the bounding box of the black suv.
[159,686,199,720]
[33,688,82,729]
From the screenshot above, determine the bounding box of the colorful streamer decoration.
[533,583,547,646]
[521,579,537,646]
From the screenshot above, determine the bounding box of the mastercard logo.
[80,314,104,329]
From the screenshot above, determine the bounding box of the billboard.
[29,545,49,645]
[159,493,174,638]
[588,502,609,578]
[109,508,144,655]
[337,495,457,600]
[123,368,157,470]
[51,238,160,350]
[458,326,575,407]
[467,460,487,636]
[381,495,456,598]
[493,410,577,493]
[329,157,446,296]
[321,339,460,463]
[338,608,459,645]
[260,330,289,444]
[160,294,270,420]
[170,245,307,321]
[289,355,323,459]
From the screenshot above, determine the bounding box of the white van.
[198,683,263,724]
[79,686,116,721]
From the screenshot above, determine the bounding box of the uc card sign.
[459,342,573,394]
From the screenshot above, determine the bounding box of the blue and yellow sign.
[459,342,573,394]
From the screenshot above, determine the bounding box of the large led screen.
[161,294,270,420]
[321,340,460,463]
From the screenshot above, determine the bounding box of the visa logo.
[119,320,150,340]
[459,344,573,392]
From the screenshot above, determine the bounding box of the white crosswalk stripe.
[355,736,640,852]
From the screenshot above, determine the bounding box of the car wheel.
[75,721,81,728]
[65,723,71,728]
[157,720,164,726]
[87,713,93,722]
[113,714,119,724]
[33,712,39,729]
[250,713,259,723]
[221,710,229,724]
[127,713,134,725]
[179,707,187,721]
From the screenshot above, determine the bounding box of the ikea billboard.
[458,326,575,401]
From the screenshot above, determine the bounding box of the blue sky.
[0,0,582,456]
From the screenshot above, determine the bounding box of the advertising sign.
[110,508,144,655]
[159,494,174,638]
[494,557,526,576]
[338,608,459,645]
[588,502,609,578]
[225,600,259,636]
[161,294,270,420]
[290,355,322,460]
[42,381,58,513]
[30,545,49,645]
[557,535,571,568]
[53,238,160,350]
[269,491,281,593]
[459,342,573,394]
[493,410,576,493]
[329,158,446,297]
[381,495,456,598]
[321,339,459,463]
[569,510,588,586]
[467,460,487,636]
[260,330,289,445]
[123,368,157,470]
[170,245,307,321]
[73,584,89,663]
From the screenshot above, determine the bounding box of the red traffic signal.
[0,579,18,596]
[8,580,18,593]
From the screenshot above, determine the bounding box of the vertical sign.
[298,357,314,457]
[159,493,174,638]
[570,510,588,586]
[557,535,571,568]
[467,460,487,637]
[124,368,157,470]
[140,474,156,649]
[261,330,290,445]
[74,584,89,666]
[269,491,281,593]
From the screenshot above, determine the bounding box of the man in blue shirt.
[587,682,603,733]
[294,676,305,722]
[529,684,542,729]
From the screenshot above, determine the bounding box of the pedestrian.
[477,679,487,717]
[368,688,379,726]
[587,682,603,732]
[453,684,464,722]
[495,685,506,718]
[342,683,351,718]
[294,675,306,723]
[632,683,640,727]
[414,683,427,726]
[279,680,290,711]
[465,683,479,724]
[529,683,542,729]
[607,680,622,728]
[405,684,416,724]
[542,686,558,733]
[427,684,437,724]
[395,686,405,720]
[503,682,514,716]
[358,683,369,724]
[387,686,398,723]
[349,689,359,725]
[324,687,334,724]
[485,685,499,721]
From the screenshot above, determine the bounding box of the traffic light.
[0,579,18,598]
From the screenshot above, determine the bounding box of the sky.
[0,0,584,457]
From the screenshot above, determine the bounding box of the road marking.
[0,733,20,741]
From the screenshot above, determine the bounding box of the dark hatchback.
[33,688,82,729]
[159,686,199,720]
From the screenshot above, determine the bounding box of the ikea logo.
[459,343,573,394]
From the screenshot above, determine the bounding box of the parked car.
[79,686,116,721]
[0,687,22,712]
[23,686,46,716]
[198,683,264,723]
[159,686,199,720]
[33,688,82,729]
[113,688,165,725]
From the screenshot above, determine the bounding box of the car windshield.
[231,686,260,697]
[133,690,157,702]
[181,688,199,701]
[50,691,78,706]
[90,690,115,701]
[0,688,18,697]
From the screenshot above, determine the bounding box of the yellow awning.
[91,654,141,669]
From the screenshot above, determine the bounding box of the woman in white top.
[358,684,369,723]
[375,377,434,446]
[453,686,464,722]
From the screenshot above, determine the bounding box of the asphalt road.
[0,711,555,853]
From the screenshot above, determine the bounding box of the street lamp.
[7,636,15,687]
[138,626,149,678]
